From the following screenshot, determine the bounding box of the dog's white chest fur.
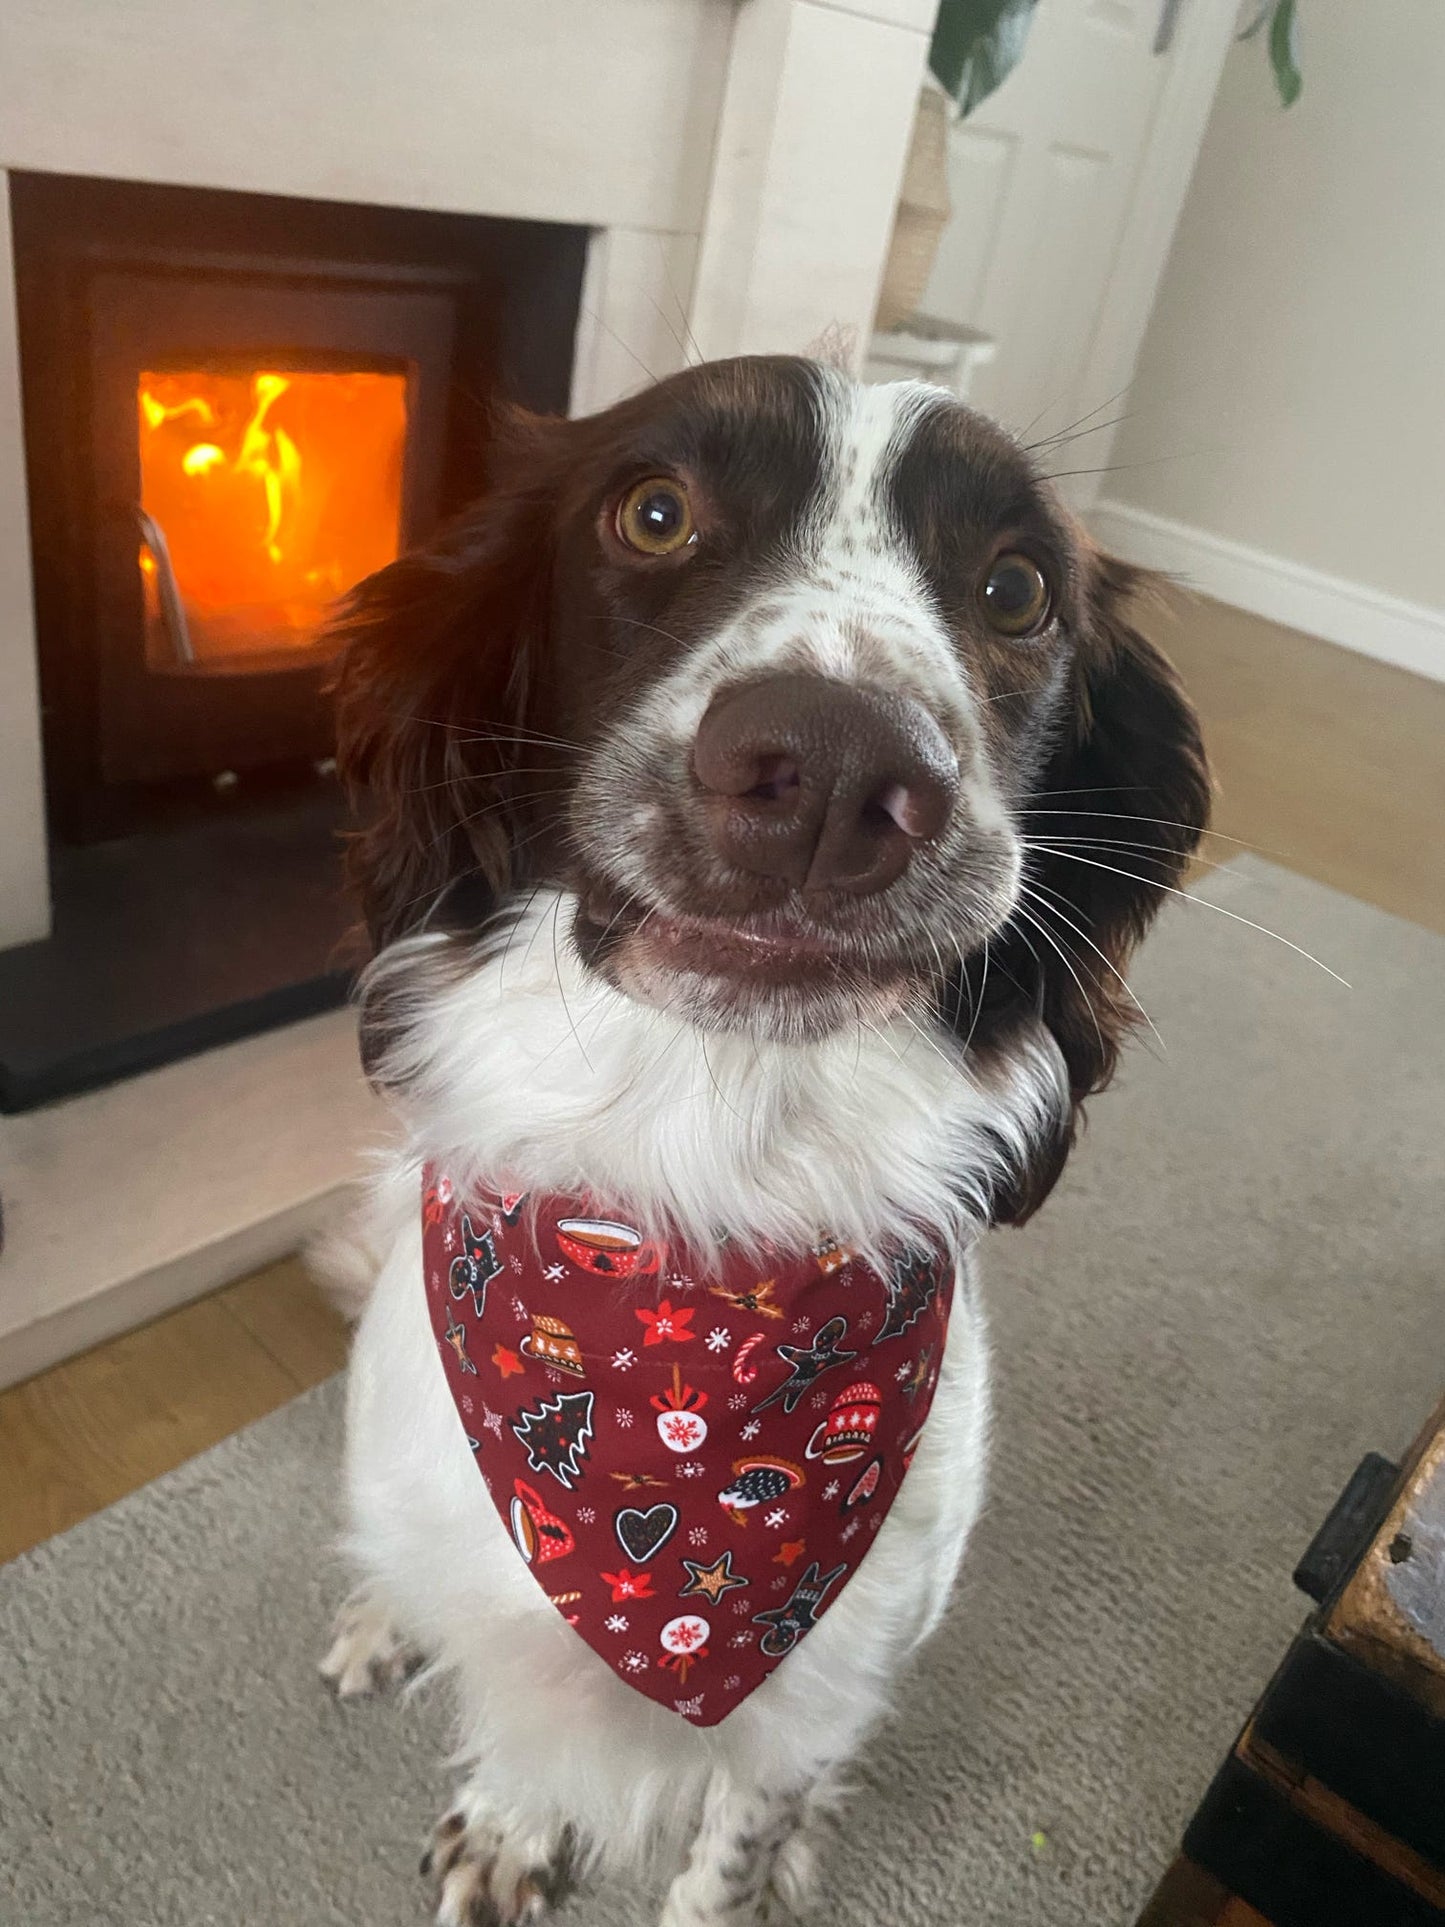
[330,890,1061,1904]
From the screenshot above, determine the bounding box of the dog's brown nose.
[692,675,958,895]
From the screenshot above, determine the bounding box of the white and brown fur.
[318,357,1209,1925]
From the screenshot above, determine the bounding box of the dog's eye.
[978,553,1051,637]
[616,478,696,556]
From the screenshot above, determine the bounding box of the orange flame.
[136,367,408,668]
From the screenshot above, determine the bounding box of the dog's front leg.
[659,1766,816,1927]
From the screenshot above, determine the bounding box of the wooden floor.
[2,594,1442,1567]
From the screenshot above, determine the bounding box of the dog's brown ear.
[987,553,1212,1223]
[330,412,564,951]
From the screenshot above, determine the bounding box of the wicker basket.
[875,86,953,333]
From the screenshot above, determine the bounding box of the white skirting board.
[0,1009,384,1392]
[1090,499,1445,687]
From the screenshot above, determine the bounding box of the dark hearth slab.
[0,790,360,1113]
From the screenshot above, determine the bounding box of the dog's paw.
[318,1592,424,1700]
[422,1806,580,1927]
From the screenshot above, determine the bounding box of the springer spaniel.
[318,355,1209,1927]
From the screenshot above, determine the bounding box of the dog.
[317,354,1209,1926]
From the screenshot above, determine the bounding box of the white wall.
[1095,1,1445,682]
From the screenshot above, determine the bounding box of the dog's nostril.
[871,780,948,840]
[745,756,800,803]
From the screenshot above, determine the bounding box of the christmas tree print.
[511,1390,595,1489]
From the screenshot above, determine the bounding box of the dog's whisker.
[1026,845,1352,986]
[1017,876,1166,1057]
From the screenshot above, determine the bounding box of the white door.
[922,0,1238,497]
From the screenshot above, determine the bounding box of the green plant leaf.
[1269,0,1303,107]
[929,0,1039,118]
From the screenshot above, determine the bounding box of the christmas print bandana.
[422,1167,951,1727]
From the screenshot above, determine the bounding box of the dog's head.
[334,356,1209,1218]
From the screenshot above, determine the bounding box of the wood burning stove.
[1,173,584,1109]
[14,172,585,838]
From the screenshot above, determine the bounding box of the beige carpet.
[3,858,1442,1927]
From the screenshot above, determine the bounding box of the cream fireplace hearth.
[0,0,934,1384]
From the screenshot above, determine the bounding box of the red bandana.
[422,1168,951,1727]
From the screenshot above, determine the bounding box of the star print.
[635,1299,696,1345]
[544,1263,567,1283]
[442,1311,477,1374]
[491,1343,524,1379]
[605,1614,629,1634]
[481,1405,505,1439]
[705,1327,731,1353]
[679,1550,749,1604]
[611,1348,636,1371]
[773,1538,807,1567]
[764,1507,788,1528]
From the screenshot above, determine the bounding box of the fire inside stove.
[136,367,408,672]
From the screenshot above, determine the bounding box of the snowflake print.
[676,1461,706,1479]
[895,1361,913,1383]
[615,1408,634,1429]
[429,1270,441,1291]
[661,1412,705,1450]
[705,1327,731,1353]
[730,1630,756,1646]
[612,1348,637,1372]
[727,1393,748,1412]
[791,1316,811,1333]
[668,1616,707,1651]
[732,1600,752,1617]
[510,1255,524,1272]
[869,1514,883,1531]
[674,1693,706,1719]
[481,1405,505,1440]
[739,1420,761,1441]
[809,1392,829,1411]
[841,1520,861,1543]
[724,1675,742,1692]
[687,1526,709,1547]
[770,1574,787,1591]
[822,1479,841,1501]
[443,1227,457,1251]
[669,1273,696,1292]
[461,1395,474,1415]
[621,1651,649,1675]
[511,1296,528,1321]
[544,1263,566,1284]
[605,1614,629,1634]
[577,1506,597,1525]
[763,1507,788,1529]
